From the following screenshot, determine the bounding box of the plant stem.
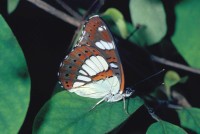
[151,55,200,75]
[55,0,82,20]
[172,91,191,108]
[26,0,80,27]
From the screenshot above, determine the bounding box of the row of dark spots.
[84,24,96,39]
[89,24,96,32]
[65,81,70,88]
[77,49,98,57]
[87,24,96,39]
[76,51,87,57]
[64,74,71,87]
[63,50,90,86]
[63,51,91,77]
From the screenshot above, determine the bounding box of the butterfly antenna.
[133,69,165,87]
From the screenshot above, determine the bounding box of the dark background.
[0,0,199,133]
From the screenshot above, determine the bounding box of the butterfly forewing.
[79,15,124,91]
[59,15,125,96]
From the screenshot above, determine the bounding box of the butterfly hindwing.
[59,45,116,89]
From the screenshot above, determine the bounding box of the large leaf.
[33,91,143,134]
[146,120,187,134]
[177,108,200,133]
[102,8,129,39]
[129,0,167,46]
[171,0,200,68]
[0,15,30,133]
[102,14,136,43]
[7,0,20,14]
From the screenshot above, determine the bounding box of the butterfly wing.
[58,15,125,98]
[76,15,125,92]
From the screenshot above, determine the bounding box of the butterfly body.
[58,15,132,103]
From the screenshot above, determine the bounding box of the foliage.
[33,91,143,134]
[177,108,200,133]
[1,0,200,133]
[103,8,129,39]
[171,0,200,68]
[129,0,167,46]
[7,0,20,14]
[146,120,187,134]
[0,15,30,133]
[163,70,187,99]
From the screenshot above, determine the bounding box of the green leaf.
[177,108,200,133]
[102,15,136,43]
[147,120,187,134]
[7,0,20,14]
[164,70,180,98]
[171,0,200,68]
[0,15,30,133]
[102,8,129,39]
[164,70,181,89]
[33,91,143,134]
[178,76,189,84]
[129,0,167,46]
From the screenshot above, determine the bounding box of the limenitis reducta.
[58,15,133,108]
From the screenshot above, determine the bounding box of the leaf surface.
[129,0,167,46]
[177,108,200,133]
[171,0,200,68]
[147,120,187,134]
[33,91,143,134]
[0,15,30,133]
[7,0,20,14]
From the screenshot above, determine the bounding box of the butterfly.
[58,15,133,108]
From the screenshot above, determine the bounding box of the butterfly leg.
[123,87,135,115]
[90,96,107,111]
[122,96,129,115]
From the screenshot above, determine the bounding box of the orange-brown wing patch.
[92,69,113,81]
